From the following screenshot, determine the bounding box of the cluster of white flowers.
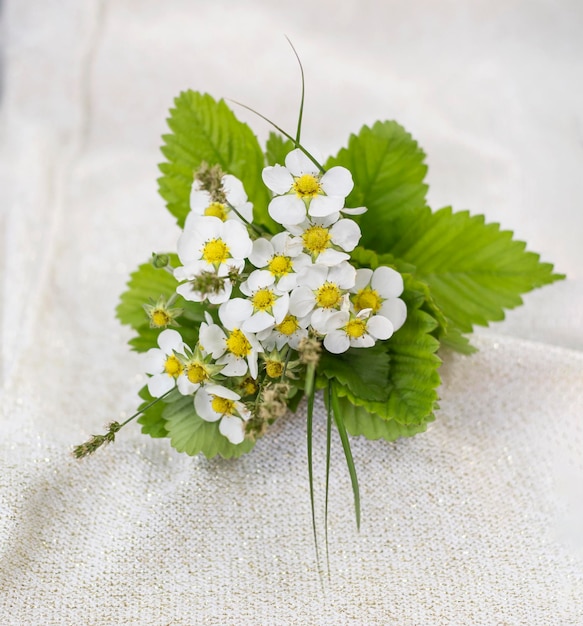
[144,149,407,445]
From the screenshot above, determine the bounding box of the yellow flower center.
[202,238,230,264]
[315,282,342,309]
[204,202,228,221]
[151,309,171,327]
[353,287,382,313]
[164,355,183,378]
[265,360,283,378]
[252,288,275,311]
[268,254,293,277]
[226,328,252,358]
[187,363,207,384]
[211,396,235,415]
[302,225,331,255]
[293,174,321,198]
[241,377,258,396]
[276,314,300,336]
[345,319,367,338]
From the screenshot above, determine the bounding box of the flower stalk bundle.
[75,67,562,541]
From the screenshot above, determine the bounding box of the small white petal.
[224,221,253,259]
[219,416,245,444]
[219,298,253,330]
[268,195,306,225]
[353,268,374,291]
[205,384,240,400]
[350,335,375,349]
[341,206,367,215]
[144,348,165,375]
[177,377,199,396]
[320,166,354,197]
[246,269,275,292]
[285,149,319,176]
[289,287,315,318]
[372,266,404,298]
[194,389,221,422]
[328,262,356,289]
[198,324,227,359]
[222,174,247,206]
[207,281,233,305]
[379,298,407,331]
[316,249,350,266]
[298,264,328,289]
[249,238,274,268]
[148,374,175,398]
[189,188,213,213]
[330,219,361,252]
[366,315,394,340]
[308,195,344,218]
[323,331,350,354]
[272,292,290,323]
[158,329,185,355]
[262,165,293,194]
[311,309,346,335]
[217,354,248,377]
[243,311,275,333]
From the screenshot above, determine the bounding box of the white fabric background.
[1,1,582,624]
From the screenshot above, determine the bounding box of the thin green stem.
[229,99,325,174]
[120,388,174,428]
[324,381,333,579]
[285,36,305,145]
[305,364,320,570]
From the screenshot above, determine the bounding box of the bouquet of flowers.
[75,71,562,533]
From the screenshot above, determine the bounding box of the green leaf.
[327,121,428,249]
[265,132,295,166]
[164,395,255,459]
[158,91,275,232]
[318,343,390,402]
[116,256,205,352]
[337,282,441,426]
[333,393,434,441]
[382,206,565,334]
[137,385,169,438]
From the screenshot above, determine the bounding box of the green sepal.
[327,120,428,250]
[116,255,205,352]
[164,395,256,459]
[265,132,295,166]
[157,91,276,233]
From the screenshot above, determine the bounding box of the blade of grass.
[325,381,333,578]
[331,383,361,530]
[305,364,320,569]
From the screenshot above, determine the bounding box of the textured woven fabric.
[1,1,582,624]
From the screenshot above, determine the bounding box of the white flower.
[227,269,290,333]
[198,312,262,379]
[256,312,311,350]
[174,215,253,304]
[176,215,252,277]
[350,266,407,331]
[285,217,361,266]
[248,232,311,292]
[262,149,354,225]
[289,262,356,321]
[189,174,253,224]
[144,329,188,397]
[194,385,251,445]
[319,309,394,354]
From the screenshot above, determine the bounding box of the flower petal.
[268,195,306,226]
[353,268,373,291]
[194,388,221,422]
[249,238,273,268]
[219,415,245,444]
[320,166,353,197]
[222,174,248,206]
[316,249,350,266]
[262,165,293,194]
[323,331,350,354]
[219,298,253,330]
[285,149,319,176]
[372,266,404,298]
[243,311,275,333]
[158,329,185,355]
[144,348,165,375]
[379,298,407,331]
[308,195,344,218]
[366,315,394,340]
[147,373,175,398]
[330,219,361,252]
